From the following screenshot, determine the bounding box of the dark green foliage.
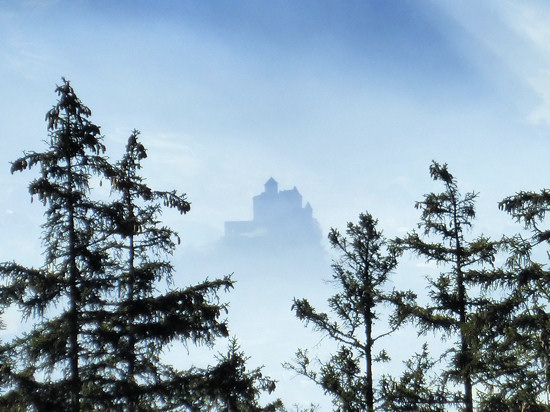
[394,161,499,412]
[0,81,279,411]
[11,81,550,409]
[96,131,249,410]
[379,343,460,411]
[0,316,16,411]
[473,188,550,409]
[0,78,112,411]
[286,212,403,412]
[195,338,283,411]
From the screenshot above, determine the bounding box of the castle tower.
[226,178,322,247]
[304,202,313,219]
[254,178,279,221]
[264,177,278,196]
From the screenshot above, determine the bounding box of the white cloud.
[496,2,550,124]
[435,1,550,124]
[527,70,550,124]
[504,1,550,49]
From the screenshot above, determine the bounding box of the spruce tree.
[197,338,283,411]
[0,78,113,411]
[0,314,13,409]
[474,189,550,410]
[97,130,241,410]
[394,161,498,412]
[286,212,404,412]
[379,343,460,411]
[0,82,280,411]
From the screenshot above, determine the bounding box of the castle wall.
[225,178,321,244]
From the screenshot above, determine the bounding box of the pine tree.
[0,82,280,411]
[285,212,404,412]
[0,78,113,411]
[394,161,498,412]
[197,338,283,411]
[473,189,550,410]
[96,130,244,410]
[379,343,460,411]
[0,313,13,409]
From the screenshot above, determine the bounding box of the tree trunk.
[458,272,473,412]
[127,226,137,412]
[366,308,374,412]
[67,156,80,412]
[454,207,473,412]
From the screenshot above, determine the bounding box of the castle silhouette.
[224,178,322,247]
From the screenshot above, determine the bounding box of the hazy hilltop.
[176,178,333,409]
[182,177,328,276]
[222,177,325,263]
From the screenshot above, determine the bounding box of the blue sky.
[2,0,550,408]
[1,0,547,239]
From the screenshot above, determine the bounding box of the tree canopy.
[0,79,279,411]
[4,80,550,410]
[286,212,406,411]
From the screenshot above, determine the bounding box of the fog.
[174,178,334,409]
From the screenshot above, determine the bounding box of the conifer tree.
[0,315,12,406]
[198,338,283,411]
[286,212,404,412]
[379,343,460,411]
[0,82,280,411]
[394,161,498,412]
[98,131,269,410]
[473,189,550,409]
[0,78,113,411]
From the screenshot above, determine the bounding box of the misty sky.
[2,0,550,409]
